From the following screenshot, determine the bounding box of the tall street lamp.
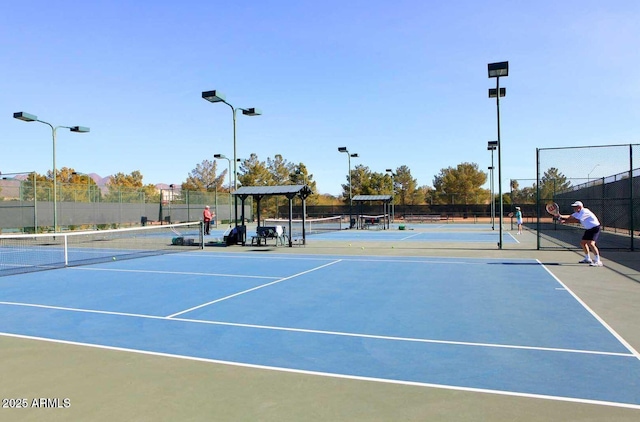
[386,168,395,223]
[214,153,233,226]
[13,112,90,232]
[202,90,261,227]
[487,61,508,249]
[487,141,497,230]
[338,147,358,228]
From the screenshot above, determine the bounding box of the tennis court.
[311,225,520,243]
[2,223,640,421]
[258,217,521,245]
[1,248,639,410]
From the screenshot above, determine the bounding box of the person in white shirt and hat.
[558,201,603,267]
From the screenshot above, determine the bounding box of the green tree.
[14,169,100,203]
[363,171,388,195]
[290,163,319,205]
[539,167,571,201]
[417,185,436,205]
[238,154,295,217]
[105,170,156,203]
[238,154,271,187]
[13,172,51,201]
[266,154,294,217]
[50,167,100,202]
[510,179,537,205]
[182,159,225,192]
[433,162,487,204]
[392,165,420,205]
[341,164,371,201]
[267,154,294,185]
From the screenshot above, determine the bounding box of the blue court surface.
[1,251,639,409]
[310,227,519,243]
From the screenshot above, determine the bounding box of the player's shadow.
[487,262,561,266]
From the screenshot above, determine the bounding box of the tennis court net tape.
[263,216,343,235]
[0,222,204,277]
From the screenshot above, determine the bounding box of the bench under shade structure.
[351,194,393,230]
[233,185,313,247]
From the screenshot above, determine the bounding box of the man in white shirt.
[558,201,603,267]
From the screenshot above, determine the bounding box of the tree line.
[1,156,572,208]
[182,154,496,206]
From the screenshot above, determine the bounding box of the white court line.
[173,252,532,266]
[165,259,343,318]
[70,266,278,280]
[1,331,638,410]
[537,259,640,361]
[0,300,633,359]
[399,232,423,241]
[3,256,639,409]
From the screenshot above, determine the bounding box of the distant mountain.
[90,174,168,190]
[88,173,111,186]
[2,172,170,191]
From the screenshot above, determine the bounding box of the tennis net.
[0,222,203,277]
[263,216,343,235]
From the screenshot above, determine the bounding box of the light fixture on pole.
[13,112,90,232]
[338,147,358,228]
[202,90,261,227]
[214,153,233,227]
[487,141,498,230]
[487,61,508,249]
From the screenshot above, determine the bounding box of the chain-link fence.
[536,144,639,250]
[0,180,251,233]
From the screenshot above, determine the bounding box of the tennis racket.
[507,212,514,218]
[545,202,561,220]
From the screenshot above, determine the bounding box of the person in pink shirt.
[203,206,214,235]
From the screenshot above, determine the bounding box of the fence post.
[536,148,541,250]
[630,144,635,251]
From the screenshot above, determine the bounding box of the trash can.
[225,225,247,245]
[236,225,247,245]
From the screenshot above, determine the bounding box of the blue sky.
[1,0,638,195]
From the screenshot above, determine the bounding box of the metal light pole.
[487,141,497,230]
[488,164,495,229]
[386,168,395,223]
[213,154,233,227]
[488,61,508,249]
[202,90,261,227]
[13,112,89,232]
[338,147,358,228]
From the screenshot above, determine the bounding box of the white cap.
[571,201,583,207]
[515,206,520,210]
